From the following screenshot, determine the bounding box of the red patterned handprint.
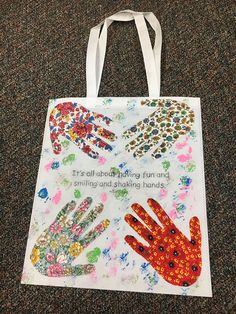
[125,198,202,287]
[49,102,116,158]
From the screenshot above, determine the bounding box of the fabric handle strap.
[86,10,162,97]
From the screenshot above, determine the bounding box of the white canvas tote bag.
[22,10,212,297]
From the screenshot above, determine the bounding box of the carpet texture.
[1,1,235,313]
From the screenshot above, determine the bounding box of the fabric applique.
[49,102,117,158]
[30,198,110,277]
[123,99,195,159]
[125,198,201,287]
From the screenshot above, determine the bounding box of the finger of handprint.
[72,197,93,223]
[151,137,174,159]
[72,204,104,239]
[79,105,112,125]
[189,216,201,248]
[80,219,110,247]
[125,123,158,152]
[56,201,76,222]
[92,112,113,126]
[65,132,99,159]
[133,134,161,159]
[125,235,150,260]
[147,199,172,227]
[86,133,113,152]
[131,203,162,233]
[93,124,117,142]
[122,116,149,139]
[63,264,95,276]
[125,214,154,244]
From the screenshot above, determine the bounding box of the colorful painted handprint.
[30,198,110,277]
[125,198,201,286]
[49,102,117,158]
[123,99,195,159]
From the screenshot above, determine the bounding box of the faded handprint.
[31,198,110,277]
[123,99,194,159]
[49,102,117,158]
[125,198,201,286]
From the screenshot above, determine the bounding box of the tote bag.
[22,10,212,297]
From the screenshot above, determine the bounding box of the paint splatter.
[114,189,128,200]
[178,191,187,201]
[159,188,168,199]
[189,130,197,139]
[44,161,53,172]
[180,176,192,189]
[74,189,81,199]
[52,190,62,205]
[185,160,196,172]
[140,262,149,274]
[62,154,76,166]
[144,271,159,290]
[162,160,171,171]
[169,209,178,220]
[108,262,118,277]
[121,274,139,284]
[98,156,107,165]
[118,252,129,265]
[110,231,119,250]
[100,192,107,203]
[37,187,49,201]
[177,153,192,163]
[61,139,70,148]
[57,175,72,189]
[102,248,111,261]
[112,112,125,122]
[176,140,188,150]
[176,203,187,214]
[89,270,98,283]
[110,167,120,176]
[127,99,137,111]
[86,247,101,263]
[102,98,112,106]
[51,161,60,170]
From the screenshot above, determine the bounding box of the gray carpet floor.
[1,0,235,313]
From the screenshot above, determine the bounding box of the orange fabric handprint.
[125,198,202,287]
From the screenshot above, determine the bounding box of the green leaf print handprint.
[30,198,109,277]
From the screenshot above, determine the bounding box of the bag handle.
[86,10,162,97]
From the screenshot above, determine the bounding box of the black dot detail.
[139,246,144,252]
[132,217,138,223]
[170,229,176,234]
[173,250,179,256]
[183,282,189,287]
[190,239,196,245]
[169,262,174,268]
[192,265,198,272]
[158,246,164,252]
[147,235,153,240]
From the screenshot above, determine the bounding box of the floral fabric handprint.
[125,198,201,287]
[31,198,110,277]
[49,102,117,158]
[123,99,195,159]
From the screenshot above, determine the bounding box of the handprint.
[30,198,110,277]
[123,99,195,159]
[49,102,117,158]
[125,198,201,286]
